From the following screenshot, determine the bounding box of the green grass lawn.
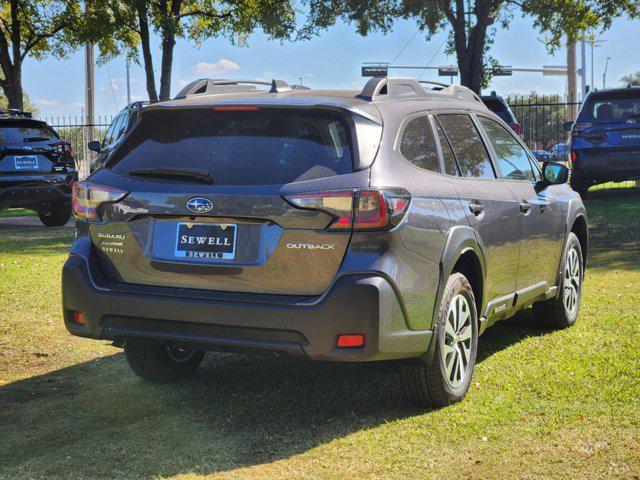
[0,192,639,479]
[0,208,36,218]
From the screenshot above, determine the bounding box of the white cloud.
[68,102,83,109]
[36,99,60,107]
[179,78,190,86]
[192,59,240,75]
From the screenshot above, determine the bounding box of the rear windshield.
[482,99,513,123]
[581,91,640,122]
[0,123,57,143]
[108,108,354,185]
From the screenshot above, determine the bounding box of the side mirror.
[88,140,101,153]
[563,121,574,132]
[542,161,569,185]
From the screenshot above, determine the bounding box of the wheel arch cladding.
[570,214,588,269]
[434,227,486,330]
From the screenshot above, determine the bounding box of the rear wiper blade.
[23,136,51,142]
[128,167,213,184]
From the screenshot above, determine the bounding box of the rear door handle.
[519,202,532,215]
[469,202,484,215]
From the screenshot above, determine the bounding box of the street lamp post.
[603,57,611,89]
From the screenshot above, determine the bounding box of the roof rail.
[174,78,293,99]
[357,77,482,103]
[0,109,33,118]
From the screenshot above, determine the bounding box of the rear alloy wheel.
[37,201,71,227]
[124,338,206,382]
[401,272,478,408]
[533,232,584,329]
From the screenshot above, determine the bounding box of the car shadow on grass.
[0,311,553,479]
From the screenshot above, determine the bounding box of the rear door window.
[399,115,440,173]
[478,116,536,181]
[437,114,496,179]
[108,108,354,185]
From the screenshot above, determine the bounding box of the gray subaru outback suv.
[62,78,587,407]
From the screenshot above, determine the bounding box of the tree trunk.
[158,0,182,101]
[448,0,491,94]
[6,67,23,110]
[137,4,158,103]
[159,30,176,101]
[5,0,23,110]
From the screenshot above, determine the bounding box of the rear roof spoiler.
[0,109,33,118]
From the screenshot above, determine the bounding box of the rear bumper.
[572,149,640,182]
[0,173,74,208]
[62,239,432,362]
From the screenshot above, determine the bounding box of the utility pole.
[580,36,587,99]
[83,43,95,180]
[126,57,131,104]
[567,37,578,121]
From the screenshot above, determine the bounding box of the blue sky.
[22,12,639,119]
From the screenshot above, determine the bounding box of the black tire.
[124,339,206,382]
[37,201,71,227]
[532,232,584,329]
[401,273,478,408]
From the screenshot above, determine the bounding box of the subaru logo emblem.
[186,197,213,214]
[23,146,33,150]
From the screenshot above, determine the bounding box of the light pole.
[603,57,611,89]
[126,57,131,104]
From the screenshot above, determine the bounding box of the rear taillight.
[571,150,577,165]
[72,181,128,221]
[285,189,411,231]
[52,141,73,156]
[509,122,523,136]
[572,122,593,137]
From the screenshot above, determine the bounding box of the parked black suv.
[481,91,522,135]
[0,110,75,226]
[88,101,147,172]
[62,78,587,407]
[566,87,640,197]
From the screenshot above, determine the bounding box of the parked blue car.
[566,86,640,198]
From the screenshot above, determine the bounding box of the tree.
[621,71,640,86]
[0,91,38,114]
[0,0,81,110]
[302,0,632,94]
[87,0,297,102]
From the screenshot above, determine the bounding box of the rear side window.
[108,108,353,185]
[0,123,57,143]
[437,114,495,179]
[479,117,536,181]
[582,91,640,122]
[103,112,127,147]
[399,115,440,173]
[434,121,459,176]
